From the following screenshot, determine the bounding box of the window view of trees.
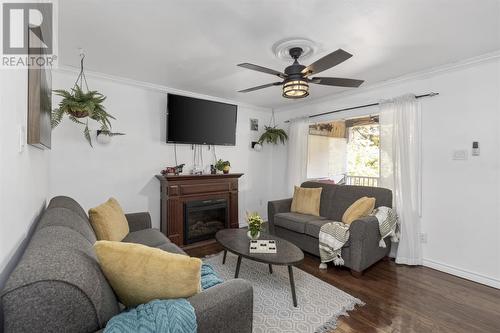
[346,124,380,177]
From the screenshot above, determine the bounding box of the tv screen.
[167,94,237,145]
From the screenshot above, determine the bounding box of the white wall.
[49,71,274,227]
[0,70,49,290]
[273,56,500,288]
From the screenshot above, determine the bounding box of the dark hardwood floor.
[186,243,500,333]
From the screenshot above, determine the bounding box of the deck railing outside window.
[345,176,379,187]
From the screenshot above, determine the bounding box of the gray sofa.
[268,181,392,276]
[1,196,253,333]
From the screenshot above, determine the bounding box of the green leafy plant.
[51,85,118,147]
[247,212,264,238]
[215,159,231,171]
[258,126,288,145]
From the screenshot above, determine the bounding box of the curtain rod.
[284,92,439,123]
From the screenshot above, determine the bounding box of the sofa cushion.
[89,198,130,241]
[304,220,351,246]
[2,226,120,332]
[301,181,392,221]
[47,196,89,220]
[342,197,376,225]
[304,219,330,238]
[156,242,187,255]
[122,228,170,247]
[37,207,97,244]
[291,186,322,216]
[94,241,202,307]
[274,212,326,233]
[301,181,339,218]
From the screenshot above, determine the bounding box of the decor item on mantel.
[215,159,231,174]
[246,212,264,240]
[161,164,185,176]
[258,110,288,146]
[51,53,123,147]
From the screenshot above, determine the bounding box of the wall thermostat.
[472,141,480,156]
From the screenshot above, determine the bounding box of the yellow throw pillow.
[89,198,130,241]
[94,241,202,307]
[290,186,322,216]
[342,197,376,225]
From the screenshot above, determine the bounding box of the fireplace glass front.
[184,199,228,244]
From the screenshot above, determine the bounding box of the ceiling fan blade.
[302,49,353,75]
[309,77,364,88]
[238,82,282,93]
[238,63,286,78]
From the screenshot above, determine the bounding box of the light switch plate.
[18,125,26,153]
[420,233,428,243]
[452,149,468,160]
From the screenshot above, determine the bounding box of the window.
[307,116,380,186]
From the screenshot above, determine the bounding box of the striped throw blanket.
[104,263,223,333]
[319,206,399,266]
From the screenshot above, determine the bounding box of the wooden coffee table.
[215,229,304,307]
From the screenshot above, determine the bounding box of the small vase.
[247,230,260,240]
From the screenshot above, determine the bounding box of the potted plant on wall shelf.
[257,110,288,146]
[215,159,231,174]
[51,54,123,147]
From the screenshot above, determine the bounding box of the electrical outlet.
[420,233,428,243]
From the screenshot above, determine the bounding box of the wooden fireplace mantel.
[155,173,243,247]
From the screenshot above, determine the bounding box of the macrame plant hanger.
[269,108,277,128]
[70,53,90,119]
[71,52,92,145]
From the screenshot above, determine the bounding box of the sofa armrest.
[349,215,379,241]
[348,215,390,272]
[267,198,292,234]
[125,212,152,232]
[189,279,253,333]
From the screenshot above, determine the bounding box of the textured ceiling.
[58,0,500,108]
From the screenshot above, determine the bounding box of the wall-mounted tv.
[167,94,237,146]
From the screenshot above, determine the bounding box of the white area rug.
[204,252,363,333]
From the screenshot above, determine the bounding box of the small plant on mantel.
[215,159,231,174]
[257,110,288,146]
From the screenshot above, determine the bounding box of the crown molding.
[53,65,271,113]
[275,50,500,113]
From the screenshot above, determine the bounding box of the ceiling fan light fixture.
[282,79,309,99]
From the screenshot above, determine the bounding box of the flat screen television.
[167,94,237,145]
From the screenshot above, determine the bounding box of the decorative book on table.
[249,240,277,254]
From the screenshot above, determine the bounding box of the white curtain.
[287,118,310,195]
[379,94,423,265]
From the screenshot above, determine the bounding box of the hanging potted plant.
[215,159,231,174]
[257,110,288,145]
[51,54,122,147]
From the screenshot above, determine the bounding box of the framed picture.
[27,28,52,149]
[250,118,258,131]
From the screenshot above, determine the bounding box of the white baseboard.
[423,259,500,289]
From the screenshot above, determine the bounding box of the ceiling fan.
[237,47,364,99]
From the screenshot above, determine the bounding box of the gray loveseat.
[268,181,392,276]
[1,196,253,333]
